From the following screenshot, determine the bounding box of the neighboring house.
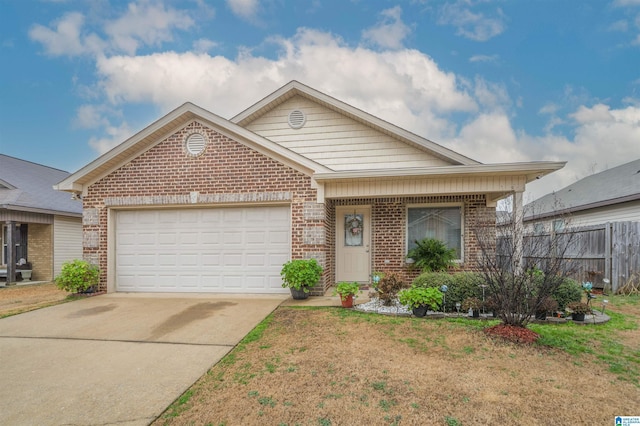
[525,158,640,230]
[523,159,640,292]
[55,81,564,295]
[0,154,83,283]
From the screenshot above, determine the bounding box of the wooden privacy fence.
[497,221,640,293]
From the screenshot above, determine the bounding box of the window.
[553,219,564,232]
[533,222,544,235]
[407,205,462,259]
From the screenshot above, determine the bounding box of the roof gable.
[242,94,454,171]
[55,103,332,193]
[232,80,480,167]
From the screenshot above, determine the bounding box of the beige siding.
[53,216,82,277]
[533,200,640,229]
[246,96,453,171]
[323,175,526,198]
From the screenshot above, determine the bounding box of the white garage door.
[115,206,290,293]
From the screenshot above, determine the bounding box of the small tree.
[55,259,100,293]
[473,196,580,327]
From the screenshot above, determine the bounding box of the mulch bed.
[484,323,540,344]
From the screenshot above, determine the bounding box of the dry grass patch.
[0,282,70,317]
[156,306,639,426]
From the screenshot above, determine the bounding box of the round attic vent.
[288,109,306,129]
[185,132,206,156]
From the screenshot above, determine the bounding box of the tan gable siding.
[245,96,453,171]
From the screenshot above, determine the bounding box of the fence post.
[605,222,612,293]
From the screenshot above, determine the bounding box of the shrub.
[398,286,444,310]
[377,272,407,306]
[280,259,323,293]
[55,259,99,293]
[406,238,456,272]
[552,278,583,310]
[411,271,484,311]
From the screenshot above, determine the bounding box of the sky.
[1,0,639,202]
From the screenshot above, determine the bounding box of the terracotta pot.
[340,294,354,308]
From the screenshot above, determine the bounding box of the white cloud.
[193,38,219,53]
[30,1,196,57]
[104,0,194,55]
[88,121,134,154]
[438,2,506,41]
[362,6,412,50]
[226,0,260,22]
[539,103,559,115]
[613,0,640,6]
[469,54,498,63]
[608,19,629,32]
[29,12,93,57]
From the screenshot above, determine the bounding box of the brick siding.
[83,120,495,294]
[27,223,53,281]
[83,121,327,293]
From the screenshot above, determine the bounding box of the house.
[54,81,564,295]
[1,154,83,283]
[524,158,640,292]
[525,158,640,230]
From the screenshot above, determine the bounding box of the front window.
[407,206,462,259]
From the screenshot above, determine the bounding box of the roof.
[55,102,332,193]
[0,154,82,216]
[232,80,480,167]
[56,81,565,196]
[526,158,640,220]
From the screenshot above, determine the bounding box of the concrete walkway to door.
[0,293,287,426]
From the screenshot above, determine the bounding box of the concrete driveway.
[0,292,288,425]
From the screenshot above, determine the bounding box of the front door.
[336,206,371,284]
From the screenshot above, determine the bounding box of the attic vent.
[288,109,306,129]
[185,132,207,156]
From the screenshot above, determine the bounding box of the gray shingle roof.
[526,158,640,219]
[0,154,82,216]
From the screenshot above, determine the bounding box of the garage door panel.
[116,206,290,293]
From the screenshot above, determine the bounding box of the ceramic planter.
[412,305,428,317]
[572,312,585,321]
[290,288,309,300]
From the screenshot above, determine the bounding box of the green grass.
[529,296,639,386]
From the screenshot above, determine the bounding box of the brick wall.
[84,121,327,292]
[329,195,495,285]
[28,223,53,281]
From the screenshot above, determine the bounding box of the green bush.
[407,238,457,272]
[552,278,583,310]
[398,286,443,310]
[55,259,100,293]
[280,259,323,293]
[411,271,485,311]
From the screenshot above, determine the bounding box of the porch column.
[5,221,16,285]
[513,192,524,274]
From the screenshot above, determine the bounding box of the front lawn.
[155,295,639,425]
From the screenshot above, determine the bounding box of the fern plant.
[407,238,457,272]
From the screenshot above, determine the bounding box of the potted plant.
[280,258,323,300]
[567,301,590,321]
[333,281,360,308]
[398,286,443,317]
[462,297,482,318]
[534,296,559,320]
